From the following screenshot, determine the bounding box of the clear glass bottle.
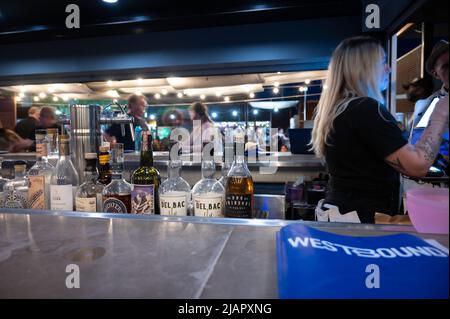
[76,153,104,212]
[98,145,112,186]
[3,163,29,209]
[102,143,132,213]
[0,157,10,207]
[159,158,191,216]
[27,129,53,210]
[225,131,254,218]
[130,130,161,214]
[50,135,79,211]
[191,159,225,218]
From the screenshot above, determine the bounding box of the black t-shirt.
[325,97,408,196]
[15,117,38,140]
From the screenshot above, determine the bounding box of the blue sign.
[277,224,449,298]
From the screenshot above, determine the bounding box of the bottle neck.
[201,160,215,179]
[235,141,246,164]
[59,142,70,157]
[35,141,49,163]
[14,169,26,179]
[140,131,154,167]
[168,160,181,178]
[84,159,98,182]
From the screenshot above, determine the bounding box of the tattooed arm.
[385,95,449,178]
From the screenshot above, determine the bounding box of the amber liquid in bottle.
[98,146,112,185]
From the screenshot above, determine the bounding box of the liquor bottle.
[225,132,254,218]
[102,143,132,213]
[50,135,79,211]
[98,145,112,185]
[27,129,53,210]
[0,157,10,207]
[191,159,225,218]
[130,130,161,214]
[159,158,191,216]
[3,163,29,209]
[218,143,234,188]
[75,153,104,212]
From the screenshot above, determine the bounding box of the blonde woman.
[311,36,449,223]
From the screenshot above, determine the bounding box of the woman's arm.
[384,95,449,177]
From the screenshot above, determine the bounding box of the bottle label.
[103,197,128,213]
[50,185,73,211]
[76,197,97,212]
[193,195,223,217]
[28,175,45,210]
[225,194,253,218]
[4,191,28,209]
[160,193,188,216]
[131,184,155,214]
[36,143,48,158]
[99,154,110,165]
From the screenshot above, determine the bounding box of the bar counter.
[0,208,448,298]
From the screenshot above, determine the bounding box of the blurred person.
[15,106,40,140]
[104,94,148,151]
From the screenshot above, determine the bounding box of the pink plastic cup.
[406,188,449,234]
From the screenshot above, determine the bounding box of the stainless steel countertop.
[1,208,447,298]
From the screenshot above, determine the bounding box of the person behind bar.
[15,106,41,140]
[408,40,448,171]
[104,94,148,151]
[37,106,60,132]
[310,36,449,223]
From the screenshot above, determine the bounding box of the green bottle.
[130,130,161,214]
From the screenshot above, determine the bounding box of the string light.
[200,94,206,100]
[274,107,279,112]
[34,96,40,102]
[62,96,69,101]
[39,92,47,98]
[169,114,176,120]
[323,84,328,90]
[16,96,22,102]
[215,92,222,97]
[305,79,311,85]
[48,87,55,93]
[274,81,280,87]
[18,92,25,98]
[253,109,259,115]
[177,92,183,98]
[150,114,156,120]
[53,96,59,102]
[224,96,230,102]
[232,110,238,116]
[273,87,279,94]
[154,93,161,99]
[212,112,218,119]
[161,89,168,95]
[107,80,113,87]
[249,92,255,98]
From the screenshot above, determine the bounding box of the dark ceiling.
[0,0,362,43]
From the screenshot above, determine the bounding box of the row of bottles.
[0,129,255,218]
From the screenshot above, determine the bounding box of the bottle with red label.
[102,143,132,213]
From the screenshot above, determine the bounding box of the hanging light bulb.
[200,94,206,100]
[39,92,47,98]
[53,96,59,102]
[154,93,161,99]
[161,89,168,95]
[249,92,255,98]
[34,96,40,102]
[224,96,230,102]
[177,92,183,98]
[273,87,279,94]
[107,80,113,87]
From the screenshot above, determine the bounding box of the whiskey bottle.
[50,135,79,211]
[102,143,132,213]
[27,129,53,210]
[98,145,112,185]
[75,153,104,212]
[225,132,254,218]
[191,159,225,217]
[130,130,161,214]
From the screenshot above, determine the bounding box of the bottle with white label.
[102,143,132,214]
[50,135,79,211]
[159,158,191,216]
[3,163,29,209]
[75,153,104,212]
[27,129,53,210]
[191,159,225,218]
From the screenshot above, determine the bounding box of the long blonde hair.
[311,36,386,159]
